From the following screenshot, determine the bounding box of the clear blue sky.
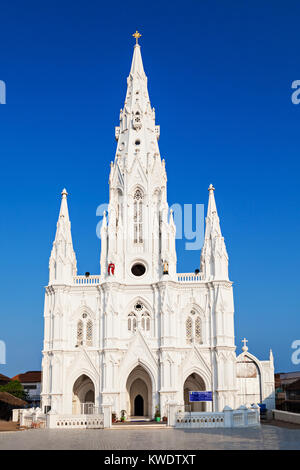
[0,0,299,377]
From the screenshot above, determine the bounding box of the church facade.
[41,38,275,419]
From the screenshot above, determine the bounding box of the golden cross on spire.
[132,30,142,44]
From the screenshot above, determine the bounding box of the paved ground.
[0,421,300,450]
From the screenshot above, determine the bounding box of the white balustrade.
[54,414,104,429]
[177,273,202,282]
[74,273,203,284]
[232,411,244,427]
[175,405,260,429]
[73,275,101,285]
[247,410,258,426]
[176,412,224,428]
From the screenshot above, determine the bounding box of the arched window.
[186,317,192,344]
[195,316,202,344]
[141,312,150,332]
[128,313,137,332]
[86,320,93,346]
[76,314,93,347]
[128,303,151,334]
[77,320,83,345]
[134,189,143,244]
[186,310,203,344]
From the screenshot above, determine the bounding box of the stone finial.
[242,337,248,352]
[61,188,68,197]
[208,184,215,191]
[132,30,142,45]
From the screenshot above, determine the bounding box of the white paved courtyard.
[0,423,300,450]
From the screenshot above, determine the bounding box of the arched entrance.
[134,394,144,416]
[236,354,262,405]
[184,373,206,412]
[126,365,152,417]
[72,374,95,414]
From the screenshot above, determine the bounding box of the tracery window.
[186,317,192,344]
[86,320,93,346]
[128,302,151,334]
[141,312,150,331]
[195,316,202,343]
[128,313,137,332]
[134,189,143,244]
[77,320,83,345]
[186,310,203,344]
[76,314,93,347]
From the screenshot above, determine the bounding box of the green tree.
[0,380,28,401]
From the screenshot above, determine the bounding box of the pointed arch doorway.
[134,394,144,416]
[183,373,206,412]
[126,365,152,418]
[72,374,95,414]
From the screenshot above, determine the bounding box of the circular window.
[131,263,146,277]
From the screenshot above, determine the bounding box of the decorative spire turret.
[200,185,229,281]
[100,210,108,277]
[49,189,77,284]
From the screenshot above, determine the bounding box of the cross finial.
[132,30,142,44]
[242,337,248,352]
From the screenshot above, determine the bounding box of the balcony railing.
[74,275,101,285]
[177,273,202,282]
[73,273,203,285]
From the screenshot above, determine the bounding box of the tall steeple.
[101,33,175,283]
[49,189,77,284]
[112,33,161,172]
[200,185,229,281]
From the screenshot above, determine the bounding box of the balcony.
[73,273,203,285]
[73,275,101,285]
[177,273,202,283]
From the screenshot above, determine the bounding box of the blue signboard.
[189,391,213,402]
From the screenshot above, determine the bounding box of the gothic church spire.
[49,189,77,284]
[200,185,229,281]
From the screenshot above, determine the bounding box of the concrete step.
[111,423,170,430]
[127,417,152,422]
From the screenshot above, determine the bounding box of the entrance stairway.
[127,416,151,422]
[112,416,169,429]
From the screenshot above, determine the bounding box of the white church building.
[41,34,275,421]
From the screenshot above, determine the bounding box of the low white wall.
[175,404,260,429]
[17,408,47,428]
[12,409,21,422]
[273,410,300,425]
[47,414,104,429]
[46,405,111,429]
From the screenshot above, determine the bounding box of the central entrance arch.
[126,365,152,417]
[134,394,144,416]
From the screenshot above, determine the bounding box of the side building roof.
[11,371,41,384]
